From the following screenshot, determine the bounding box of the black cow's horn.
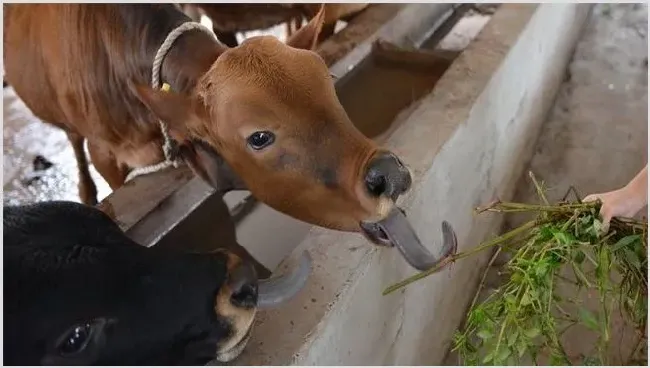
[257,250,312,308]
[377,207,458,271]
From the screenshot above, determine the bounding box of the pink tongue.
[377,208,458,271]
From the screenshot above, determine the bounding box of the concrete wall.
[237,3,594,365]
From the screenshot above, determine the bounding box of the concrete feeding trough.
[97,3,595,364]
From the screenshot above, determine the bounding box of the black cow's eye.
[58,323,92,356]
[247,131,275,150]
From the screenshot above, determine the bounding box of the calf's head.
[4,201,310,365]
[134,7,456,270]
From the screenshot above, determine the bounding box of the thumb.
[599,207,612,234]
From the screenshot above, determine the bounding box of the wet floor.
[2,87,112,206]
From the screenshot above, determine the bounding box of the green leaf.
[611,235,640,251]
[464,354,479,366]
[552,230,574,245]
[507,330,519,347]
[578,308,599,331]
[623,248,641,268]
[592,218,603,235]
[476,329,493,340]
[595,247,611,279]
[550,353,567,366]
[520,292,533,306]
[524,327,541,339]
[582,356,601,365]
[535,263,550,279]
[469,308,487,325]
[516,340,528,357]
[538,226,554,241]
[482,351,495,364]
[495,347,511,363]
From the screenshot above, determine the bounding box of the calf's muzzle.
[364,151,412,201]
[360,152,458,272]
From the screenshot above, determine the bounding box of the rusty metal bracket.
[371,39,460,71]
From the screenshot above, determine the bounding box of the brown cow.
[3,4,456,271]
[178,3,368,47]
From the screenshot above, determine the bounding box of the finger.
[600,208,612,233]
[600,219,611,234]
[583,194,600,203]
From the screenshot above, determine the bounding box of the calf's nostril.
[231,282,258,309]
[365,170,387,197]
[228,262,258,308]
[364,153,411,199]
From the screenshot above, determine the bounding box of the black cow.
[3,201,310,365]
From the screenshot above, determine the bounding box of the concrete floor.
[510,3,647,208]
[446,3,648,365]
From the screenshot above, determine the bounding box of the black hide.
[3,201,237,365]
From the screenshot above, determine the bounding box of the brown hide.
[4,4,402,233]
[181,3,369,46]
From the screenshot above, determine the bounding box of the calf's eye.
[58,323,92,356]
[247,131,275,150]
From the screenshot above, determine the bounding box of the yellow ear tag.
[161,83,171,93]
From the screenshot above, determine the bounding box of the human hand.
[583,186,646,232]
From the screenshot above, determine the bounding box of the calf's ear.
[129,82,247,194]
[129,82,201,138]
[286,4,325,50]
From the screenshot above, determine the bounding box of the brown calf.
[3,4,456,270]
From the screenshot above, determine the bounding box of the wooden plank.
[316,4,405,66]
[96,166,193,232]
[125,178,271,278]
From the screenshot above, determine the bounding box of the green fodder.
[383,173,647,365]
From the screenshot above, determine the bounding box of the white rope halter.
[125,22,218,183]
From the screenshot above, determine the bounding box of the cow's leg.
[285,21,293,39]
[66,132,98,206]
[286,16,302,39]
[317,22,336,44]
[214,30,238,48]
[87,142,127,191]
[181,4,202,22]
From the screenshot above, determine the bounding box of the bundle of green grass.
[384,173,647,365]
